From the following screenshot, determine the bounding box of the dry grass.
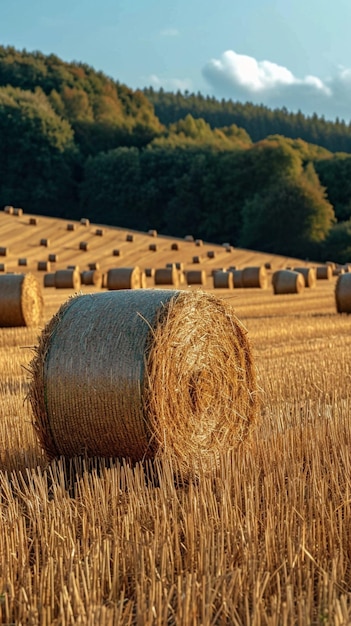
[0,211,350,623]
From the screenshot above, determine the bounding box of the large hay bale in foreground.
[0,273,43,327]
[293,267,317,288]
[107,267,141,290]
[242,266,268,289]
[272,270,305,294]
[55,269,81,290]
[335,273,351,313]
[29,290,258,475]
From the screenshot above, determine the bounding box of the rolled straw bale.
[81,270,103,288]
[0,264,6,272]
[43,273,56,288]
[28,289,259,475]
[148,229,158,237]
[166,262,184,271]
[88,262,100,270]
[112,249,121,256]
[48,254,58,263]
[207,251,215,259]
[29,217,38,225]
[55,269,81,290]
[264,262,271,270]
[4,206,14,214]
[126,234,134,242]
[186,270,207,285]
[67,265,80,271]
[95,228,104,236]
[79,241,89,251]
[38,261,51,272]
[213,271,233,289]
[192,255,202,264]
[13,207,23,216]
[149,243,157,252]
[230,269,243,288]
[80,218,90,226]
[145,268,155,278]
[154,267,179,287]
[225,246,232,253]
[0,273,43,327]
[171,242,179,250]
[293,267,317,288]
[107,267,141,290]
[67,223,76,231]
[184,235,194,242]
[195,239,203,247]
[335,273,351,313]
[222,242,231,248]
[0,247,9,256]
[242,266,268,289]
[326,261,336,271]
[40,238,49,247]
[272,270,305,295]
[211,267,226,276]
[140,271,147,289]
[316,265,332,280]
[18,258,27,267]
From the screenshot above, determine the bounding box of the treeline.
[1,46,351,262]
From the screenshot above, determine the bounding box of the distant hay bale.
[171,243,179,250]
[140,271,147,289]
[112,249,121,257]
[29,217,38,225]
[166,262,184,271]
[107,267,141,290]
[145,268,155,278]
[149,243,157,251]
[88,262,100,270]
[67,223,76,231]
[79,241,89,251]
[211,267,226,276]
[13,207,23,216]
[154,267,179,287]
[0,264,6,272]
[335,273,351,313]
[264,262,271,270]
[272,270,305,295]
[28,289,259,476]
[293,267,317,288]
[18,258,27,267]
[195,239,203,247]
[186,270,207,285]
[38,261,51,272]
[222,242,230,248]
[242,266,268,289]
[0,273,43,327]
[0,247,9,256]
[95,228,104,236]
[48,254,58,263]
[184,235,194,242]
[126,234,134,242]
[326,261,336,271]
[225,246,232,253]
[55,269,81,290]
[192,255,202,264]
[148,229,158,237]
[207,251,215,259]
[81,270,103,288]
[213,270,234,289]
[316,265,333,280]
[67,265,80,271]
[43,273,56,288]
[80,218,90,226]
[40,238,49,247]
[4,205,14,215]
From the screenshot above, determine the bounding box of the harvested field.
[0,209,350,623]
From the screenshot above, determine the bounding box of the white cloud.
[160,28,180,37]
[202,50,351,121]
[148,74,192,92]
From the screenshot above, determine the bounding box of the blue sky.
[2,0,351,121]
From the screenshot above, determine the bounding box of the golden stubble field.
[0,210,350,625]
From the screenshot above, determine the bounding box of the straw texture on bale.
[18,258,27,266]
[335,273,351,313]
[186,270,207,285]
[28,289,259,476]
[213,271,234,289]
[154,267,179,287]
[242,266,268,289]
[293,267,317,288]
[0,247,9,256]
[81,270,103,288]
[0,273,43,327]
[272,270,305,295]
[43,273,56,288]
[107,267,141,290]
[316,265,332,280]
[55,269,81,290]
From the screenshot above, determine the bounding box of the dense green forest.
[1,45,351,262]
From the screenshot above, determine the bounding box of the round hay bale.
[225,246,232,253]
[184,235,194,242]
[0,273,43,327]
[207,251,215,259]
[148,229,158,237]
[0,264,6,272]
[126,234,134,242]
[55,269,81,290]
[112,249,121,257]
[149,244,157,252]
[242,266,268,289]
[195,239,203,247]
[80,218,90,226]
[171,243,179,250]
[229,269,243,288]
[29,217,38,225]
[140,271,147,289]
[316,265,332,280]
[38,261,51,272]
[293,267,317,288]
[0,247,9,257]
[95,228,104,236]
[186,270,207,285]
[67,223,76,231]
[145,268,155,278]
[213,271,233,289]
[48,253,58,263]
[166,262,184,271]
[107,267,141,290]
[264,262,271,270]
[88,262,100,270]
[28,290,259,476]
[154,267,179,287]
[18,258,27,267]
[4,205,14,215]
[335,273,351,313]
[67,265,80,271]
[13,207,23,216]
[192,255,202,264]
[81,270,103,288]
[272,270,305,295]
[43,273,56,288]
[79,241,89,251]
[40,238,49,247]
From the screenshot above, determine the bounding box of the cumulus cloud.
[148,74,192,92]
[202,50,351,121]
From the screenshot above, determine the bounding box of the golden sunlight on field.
[0,209,350,624]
